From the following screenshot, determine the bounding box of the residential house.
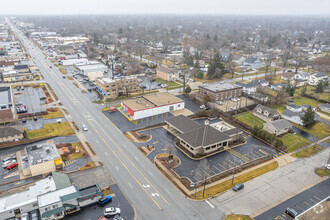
[243,58,263,69]
[220,52,230,62]
[251,79,269,87]
[294,72,310,81]
[156,67,179,81]
[263,119,292,136]
[291,79,307,87]
[308,72,328,86]
[250,93,269,102]
[199,82,242,101]
[270,83,288,91]
[235,56,246,66]
[282,109,320,126]
[301,104,316,112]
[281,73,295,81]
[286,104,302,112]
[253,104,280,122]
[235,81,259,94]
[319,103,330,113]
[0,125,24,143]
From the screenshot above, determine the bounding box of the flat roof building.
[199,82,242,101]
[121,93,185,120]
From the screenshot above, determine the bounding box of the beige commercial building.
[2,71,33,82]
[0,125,24,143]
[21,141,63,177]
[96,76,140,99]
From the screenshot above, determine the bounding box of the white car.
[104,207,121,217]
[324,164,330,170]
[216,101,223,105]
[230,106,237,110]
[2,160,16,168]
[200,105,206,109]
[231,98,237,102]
[82,125,88,131]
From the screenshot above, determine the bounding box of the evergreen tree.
[316,81,324,93]
[302,106,316,128]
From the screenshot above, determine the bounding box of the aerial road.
[9,21,222,220]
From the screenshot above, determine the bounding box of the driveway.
[176,94,200,113]
[292,126,319,142]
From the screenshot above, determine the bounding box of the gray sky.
[1,0,330,15]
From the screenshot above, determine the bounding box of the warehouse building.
[76,62,107,76]
[121,93,184,120]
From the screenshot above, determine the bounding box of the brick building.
[95,76,140,99]
[156,67,179,81]
[199,82,242,101]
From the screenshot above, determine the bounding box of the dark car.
[33,116,38,121]
[62,75,66,79]
[99,195,112,206]
[285,208,298,218]
[22,118,27,123]
[232,183,244,191]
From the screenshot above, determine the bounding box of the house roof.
[282,109,303,117]
[267,119,292,130]
[14,64,29,70]
[287,104,301,109]
[314,72,327,78]
[253,104,279,118]
[319,103,330,109]
[165,115,201,133]
[252,79,268,84]
[178,125,230,149]
[245,57,258,64]
[0,125,24,138]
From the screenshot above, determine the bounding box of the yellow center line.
[90,115,169,205]
[83,115,162,209]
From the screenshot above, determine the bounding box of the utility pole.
[202,176,206,198]
[231,164,236,185]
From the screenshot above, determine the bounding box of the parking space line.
[232,157,243,164]
[295,205,304,211]
[208,168,217,175]
[227,160,237,166]
[195,172,203,178]
[191,174,199,182]
[213,165,223,173]
[309,197,318,204]
[217,163,226,170]
[254,151,264,157]
[202,169,211,177]
[313,195,321,201]
[304,201,312,207]
[222,161,232,168]
[250,152,260,158]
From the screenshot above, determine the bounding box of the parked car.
[285,208,298,218]
[114,214,124,220]
[33,116,38,121]
[82,125,88,131]
[21,86,25,90]
[97,217,106,220]
[200,105,206,109]
[231,98,237,102]
[232,183,244,191]
[49,66,52,68]
[216,101,223,105]
[22,118,26,123]
[2,160,15,168]
[7,162,18,170]
[104,207,121,217]
[62,75,66,79]
[324,164,330,170]
[16,86,20,91]
[230,106,237,110]
[3,155,17,163]
[99,195,112,205]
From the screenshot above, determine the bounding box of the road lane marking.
[128,183,133,188]
[148,171,154,176]
[90,115,170,206]
[134,156,139,161]
[205,200,214,208]
[82,115,162,209]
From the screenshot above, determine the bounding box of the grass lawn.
[234,111,265,128]
[27,122,74,139]
[281,133,312,152]
[293,96,321,107]
[293,122,330,140]
[271,104,286,114]
[68,142,86,160]
[192,161,278,200]
[43,108,64,119]
[156,78,180,87]
[293,145,323,158]
[295,85,330,101]
[315,168,330,177]
[225,215,253,220]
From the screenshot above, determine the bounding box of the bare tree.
[292,50,307,74]
[165,144,177,168]
[280,50,291,73]
[195,159,210,198]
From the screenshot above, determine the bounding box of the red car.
[7,162,18,170]
[97,217,106,220]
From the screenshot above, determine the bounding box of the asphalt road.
[255,178,330,220]
[10,23,222,220]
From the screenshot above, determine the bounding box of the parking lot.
[215,97,255,112]
[13,86,46,114]
[134,118,278,184]
[255,178,330,220]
